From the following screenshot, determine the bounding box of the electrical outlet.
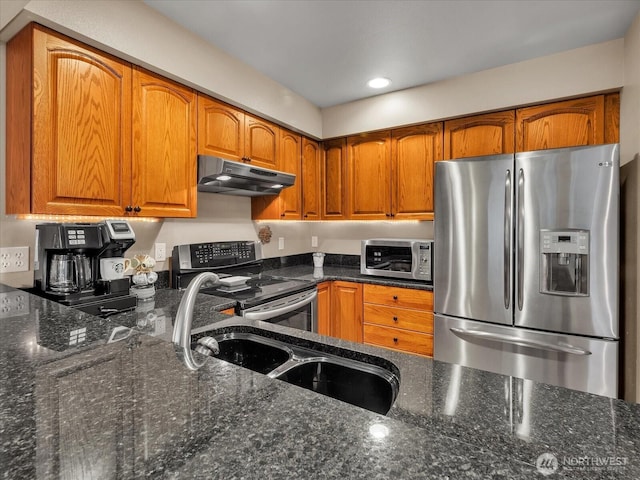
[0,247,29,273]
[278,237,285,250]
[311,236,318,248]
[155,243,167,262]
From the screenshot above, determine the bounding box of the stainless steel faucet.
[172,272,220,370]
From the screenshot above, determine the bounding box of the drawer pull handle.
[393,316,398,322]
[393,337,398,343]
[393,295,398,300]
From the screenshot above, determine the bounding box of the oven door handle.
[243,290,317,322]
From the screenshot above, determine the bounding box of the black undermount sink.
[192,329,400,415]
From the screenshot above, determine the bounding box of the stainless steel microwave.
[361,239,433,282]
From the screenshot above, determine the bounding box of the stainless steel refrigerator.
[434,144,619,398]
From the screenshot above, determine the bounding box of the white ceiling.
[144,0,640,108]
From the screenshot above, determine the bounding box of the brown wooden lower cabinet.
[364,324,433,357]
[318,281,433,357]
[220,307,236,315]
[329,281,363,342]
[363,284,434,357]
[316,281,331,335]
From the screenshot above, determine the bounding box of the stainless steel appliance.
[434,144,619,398]
[361,239,433,283]
[31,220,137,316]
[197,155,295,196]
[172,241,317,332]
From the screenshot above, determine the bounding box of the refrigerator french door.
[434,144,619,398]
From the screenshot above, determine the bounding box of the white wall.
[0,0,322,137]
[322,39,625,138]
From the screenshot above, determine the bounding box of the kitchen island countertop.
[1,280,638,479]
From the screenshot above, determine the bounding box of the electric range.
[171,241,317,331]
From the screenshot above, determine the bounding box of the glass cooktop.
[199,273,315,309]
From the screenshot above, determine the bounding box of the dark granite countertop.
[261,264,434,290]
[1,281,638,479]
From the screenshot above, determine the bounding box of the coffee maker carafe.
[48,253,92,293]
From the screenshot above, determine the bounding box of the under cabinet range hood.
[197,155,295,196]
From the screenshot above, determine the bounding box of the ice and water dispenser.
[540,229,589,296]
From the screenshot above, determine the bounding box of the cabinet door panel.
[132,68,196,217]
[363,284,434,310]
[330,281,363,342]
[322,139,349,219]
[347,132,391,220]
[364,304,434,334]
[392,124,441,220]
[197,94,244,161]
[444,111,515,160]
[604,93,620,144]
[317,281,331,336]
[31,27,132,215]
[278,130,302,219]
[245,115,279,168]
[364,324,433,357]
[302,138,322,220]
[516,96,605,152]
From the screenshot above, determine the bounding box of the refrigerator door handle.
[449,327,592,356]
[504,170,512,310]
[516,168,524,311]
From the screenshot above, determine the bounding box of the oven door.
[241,288,317,332]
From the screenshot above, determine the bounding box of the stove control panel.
[172,241,261,272]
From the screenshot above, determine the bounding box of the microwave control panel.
[418,243,432,277]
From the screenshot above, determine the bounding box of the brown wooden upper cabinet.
[197,95,280,169]
[321,138,349,220]
[197,95,245,161]
[444,111,515,160]
[7,24,131,216]
[347,132,392,220]
[345,126,439,220]
[515,94,619,152]
[301,138,322,220]
[6,24,197,217]
[251,129,302,220]
[391,123,442,220]
[131,68,197,218]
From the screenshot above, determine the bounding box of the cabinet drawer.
[363,284,433,310]
[363,304,433,333]
[364,324,433,357]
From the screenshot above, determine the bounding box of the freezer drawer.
[434,314,618,398]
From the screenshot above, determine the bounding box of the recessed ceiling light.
[367,77,391,89]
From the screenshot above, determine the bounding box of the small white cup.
[313,267,324,279]
[100,257,126,280]
[313,252,325,267]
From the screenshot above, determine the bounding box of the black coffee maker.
[33,220,137,316]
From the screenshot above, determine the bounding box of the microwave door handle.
[243,290,317,322]
[504,169,512,310]
[449,328,592,356]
